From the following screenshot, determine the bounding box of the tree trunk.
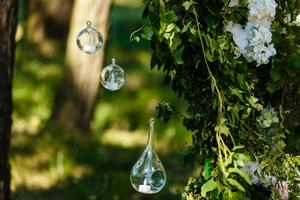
[0,0,18,199]
[52,0,112,132]
[26,0,74,42]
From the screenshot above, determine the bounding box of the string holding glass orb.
[130,118,167,194]
[100,58,125,91]
[76,21,103,54]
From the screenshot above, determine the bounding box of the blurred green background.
[11,0,192,199]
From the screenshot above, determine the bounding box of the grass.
[11,1,192,200]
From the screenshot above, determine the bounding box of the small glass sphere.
[76,21,103,54]
[100,58,125,91]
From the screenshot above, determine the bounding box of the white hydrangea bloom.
[296,14,300,26]
[283,14,291,24]
[241,161,261,185]
[247,24,276,66]
[248,0,277,25]
[263,173,277,188]
[226,21,250,57]
[226,0,277,66]
[241,160,277,187]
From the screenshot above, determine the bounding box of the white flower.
[226,0,277,66]
[241,161,261,185]
[263,174,277,188]
[277,181,290,200]
[280,27,287,35]
[296,14,300,26]
[257,106,279,128]
[252,175,260,185]
[248,0,277,20]
[228,0,239,7]
[283,14,291,24]
[226,22,250,57]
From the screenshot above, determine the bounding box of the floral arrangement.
[226,0,277,66]
[137,0,300,199]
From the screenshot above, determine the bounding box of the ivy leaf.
[156,102,175,122]
[141,26,154,40]
[227,178,245,192]
[182,1,196,11]
[181,21,191,33]
[165,23,176,33]
[201,178,218,197]
[233,153,250,161]
[228,168,252,185]
[215,119,230,136]
[186,195,195,200]
[248,96,263,111]
[230,88,244,101]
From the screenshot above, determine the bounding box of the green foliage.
[140,0,300,199]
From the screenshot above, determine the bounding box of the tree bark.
[52,0,112,132]
[0,0,18,199]
[26,0,74,42]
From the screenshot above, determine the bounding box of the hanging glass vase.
[130,118,167,194]
[76,21,103,54]
[100,58,125,91]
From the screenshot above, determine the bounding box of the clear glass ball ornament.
[130,118,167,194]
[100,58,125,91]
[76,21,103,54]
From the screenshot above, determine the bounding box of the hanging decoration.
[130,118,167,194]
[76,21,103,54]
[100,58,125,91]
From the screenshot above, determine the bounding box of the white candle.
[83,45,96,53]
[106,74,118,91]
[138,179,151,193]
[106,81,118,91]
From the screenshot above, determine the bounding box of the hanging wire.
[87,0,92,22]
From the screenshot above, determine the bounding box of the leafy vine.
[136,0,300,199]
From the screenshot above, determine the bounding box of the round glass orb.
[76,21,103,54]
[100,58,125,91]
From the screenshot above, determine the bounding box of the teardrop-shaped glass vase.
[130,118,167,194]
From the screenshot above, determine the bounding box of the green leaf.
[215,123,230,136]
[218,157,228,177]
[266,82,281,94]
[201,178,218,197]
[233,153,250,161]
[248,96,263,111]
[230,88,244,100]
[224,153,233,167]
[186,194,195,200]
[232,146,244,151]
[181,21,191,33]
[270,69,281,81]
[182,1,195,11]
[141,26,153,40]
[228,168,252,185]
[205,159,212,180]
[165,23,176,33]
[227,178,245,192]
